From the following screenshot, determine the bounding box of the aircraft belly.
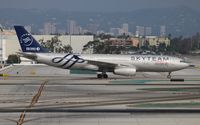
[136,63,170,72]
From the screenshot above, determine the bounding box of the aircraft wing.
[85,59,132,71]
[87,59,117,68]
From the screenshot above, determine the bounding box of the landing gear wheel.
[167,72,171,79]
[97,73,108,79]
[103,74,108,79]
[97,74,103,79]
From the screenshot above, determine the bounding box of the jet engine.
[114,67,136,76]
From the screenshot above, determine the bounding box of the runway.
[1,112,200,125]
[0,77,200,125]
[0,67,200,124]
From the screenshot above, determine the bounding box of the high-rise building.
[122,23,129,35]
[68,20,76,35]
[68,20,82,35]
[43,22,56,35]
[87,23,99,34]
[136,26,145,36]
[160,25,166,36]
[110,28,121,36]
[145,27,152,36]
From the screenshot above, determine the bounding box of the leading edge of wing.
[85,59,131,69]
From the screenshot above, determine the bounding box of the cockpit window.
[180,60,186,63]
[180,58,190,63]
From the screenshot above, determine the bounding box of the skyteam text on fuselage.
[14,26,190,79]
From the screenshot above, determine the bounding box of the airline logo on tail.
[20,33,33,46]
[20,33,41,51]
[14,26,48,53]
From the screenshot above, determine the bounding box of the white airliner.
[14,26,190,79]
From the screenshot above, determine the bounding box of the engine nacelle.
[114,67,136,76]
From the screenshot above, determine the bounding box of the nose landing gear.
[167,72,171,79]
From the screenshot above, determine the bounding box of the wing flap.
[86,59,117,68]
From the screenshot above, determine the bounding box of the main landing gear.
[97,73,108,79]
[167,72,171,79]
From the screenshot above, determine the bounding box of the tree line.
[39,36,72,53]
[83,33,200,55]
[169,33,200,54]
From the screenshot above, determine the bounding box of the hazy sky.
[1,0,200,12]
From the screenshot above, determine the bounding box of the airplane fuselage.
[26,53,189,73]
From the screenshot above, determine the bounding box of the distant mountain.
[0,7,200,36]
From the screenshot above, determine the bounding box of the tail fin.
[14,26,48,53]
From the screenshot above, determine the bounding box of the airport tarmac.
[1,113,200,125]
[0,66,200,124]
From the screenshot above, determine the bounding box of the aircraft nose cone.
[182,62,190,68]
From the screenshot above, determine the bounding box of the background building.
[24,25,32,33]
[160,25,166,36]
[136,26,145,36]
[1,30,93,62]
[68,20,83,35]
[145,36,170,46]
[43,22,56,35]
[110,28,121,36]
[145,27,152,36]
[122,23,129,35]
[129,38,140,47]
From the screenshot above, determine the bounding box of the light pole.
[0,24,3,68]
